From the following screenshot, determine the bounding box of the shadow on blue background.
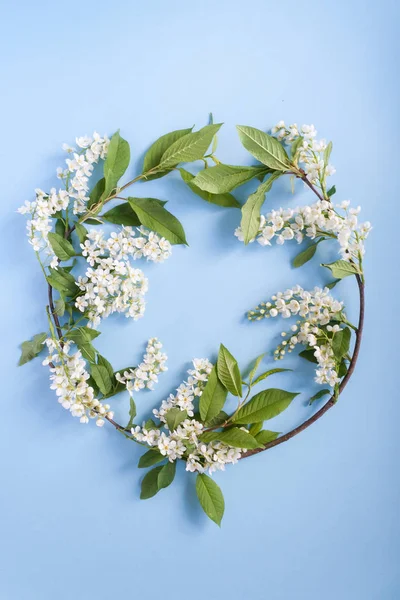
[0,0,399,598]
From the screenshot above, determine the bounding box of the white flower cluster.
[248,285,344,323]
[152,358,213,421]
[18,133,109,268]
[80,226,172,266]
[271,121,336,184]
[235,199,371,263]
[76,227,172,327]
[248,286,347,388]
[132,359,242,474]
[115,338,168,393]
[43,338,113,426]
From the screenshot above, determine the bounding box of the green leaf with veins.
[192,164,270,193]
[18,332,47,366]
[138,449,166,468]
[90,364,112,395]
[240,172,281,244]
[255,430,280,444]
[102,131,130,199]
[126,397,137,430]
[196,474,225,526]
[179,169,240,208]
[322,260,359,279]
[102,203,141,226]
[127,197,188,245]
[157,461,176,489]
[293,241,319,268]
[140,466,163,500]
[248,353,266,383]
[309,389,331,405]
[165,408,187,431]
[158,124,222,168]
[332,327,351,360]
[199,365,228,422]
[65,327,100,345]
[252,368,291,386]
[87,178,106,209]
[233,388,298,424]
[143,127,193,173]
[217,344,242,397]
[75,223,88,244]
[204,427,262,449]
[236,126,291,171]
[48,233,76,261]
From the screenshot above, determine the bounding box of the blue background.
[1,1,399,598]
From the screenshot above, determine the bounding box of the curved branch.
[48,283,63,341]
[240,274,365,460]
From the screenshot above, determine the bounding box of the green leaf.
[65,326,100,345]
[326,279,340,290]
[324,141,333,166]
[87,178,105,209]
[97,355,114,380]
[47,267,77,296]
[248,353,266,384]
[199,365,228,422]
[157,461,176,489]
[322,260,359,279]
[79,342,97,363]
[232,388,298,424]
[103,131,130,198]
[90,364,112,395]
[102,203,141,226]
[143,127,193,173]
[158,124,222,168]
[138,449,165,468]
[192,164,269,194]
[332,327,351,360]
[217,344,242,397]
[54,297,65,317]
[236,125,291,171]
[218,428,262,449]
[327,185,336,197]
[255,430,280,444]
[55,218,65,237]
[165,408,187,431]
[48,232,76,261]
[75,223,88,244]
[18,332,47,366]
[204,410,229,428]
[179,168,240,208]
[309,389,331,405]
[293,242,318,268]
[248,422,263,436]
[240,172,281,244]
[252,368,291,386]
[338,359,348,378]
[127,197,187,245]
[299,349,318,363]
[195,474,225,526]
[126,397,137,430]
[291,136,304,160]
[140,466,163,500]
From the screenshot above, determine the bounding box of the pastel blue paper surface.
[0,1,399,598]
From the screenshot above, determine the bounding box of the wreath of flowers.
[18,119,370,526]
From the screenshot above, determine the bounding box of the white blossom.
[115,338,168,393]
[132,358,245,474]
[43,338,113,425]
[18,132,110,267]
[248,286,348,388]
